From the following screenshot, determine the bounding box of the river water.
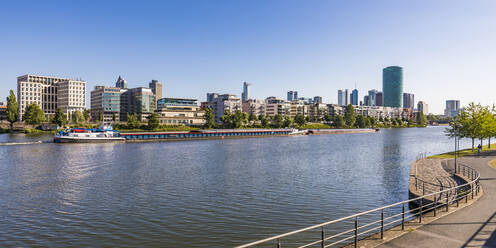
[0,126,470,247]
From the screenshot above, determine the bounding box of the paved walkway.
[379,151,496,248]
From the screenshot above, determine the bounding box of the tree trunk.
[490,137,492,149]
[472,138,475,152]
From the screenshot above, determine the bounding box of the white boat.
[289,128,307,135]
[54,124,125,143]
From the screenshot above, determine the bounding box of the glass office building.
[382,66,403,108]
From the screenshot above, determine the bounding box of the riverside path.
[379,151,496,248]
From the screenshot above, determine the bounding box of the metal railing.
[236,156,480,248]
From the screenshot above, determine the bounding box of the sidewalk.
[379,151,496,248]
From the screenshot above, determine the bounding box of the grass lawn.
[429,143,496,159]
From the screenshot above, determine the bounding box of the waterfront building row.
[17,74,86,120]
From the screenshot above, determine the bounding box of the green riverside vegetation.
[445,103,496,151]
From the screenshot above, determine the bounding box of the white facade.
[17,74,86,120]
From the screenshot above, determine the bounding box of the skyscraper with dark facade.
[287,91,298,101]
[351,89,358,105]
[402,93,414,109]
[115,75,127,89]
[376,92,383,106]
[382,66,403,108]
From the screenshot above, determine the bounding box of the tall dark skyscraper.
[402,93,414,109]
[351,89,358,105]
[382,66,403,108]
[115,75,127,89]
[376,92,383,106]
[242,82,251,102]
[287,91,298,101]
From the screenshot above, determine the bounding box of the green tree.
[52,108,67,127]
[368,116,377,128]
[204,108,215,128]
[259,115,269,128]
[333,115,345,128]
[98,111,103,122]
[6,90,18,129]
[416,112,427,127]
[220,110,233,128]
[147,113,160,130]
[283,115,293,128]
[324,114,332,123]
[112,113,117,122]
[71,110,84,124]
[23,103,46,125]
[294,114,306,126]
[344,104,356,128]
[127,113,141,129]
[272,114,284,128]
[249,113,257,122]
[83,109,91,123]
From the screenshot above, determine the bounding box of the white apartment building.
[205,93,242,123]
[58,80,87,118]
[17,75,87,120]
[242,99,266,117]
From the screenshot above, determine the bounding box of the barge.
[121,128,307,142]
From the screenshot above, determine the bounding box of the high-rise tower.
[382,66,403,108]
[242,82,251,102]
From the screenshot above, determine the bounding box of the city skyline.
[1,1,496,114]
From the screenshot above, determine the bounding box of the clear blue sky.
[1,0,495,114]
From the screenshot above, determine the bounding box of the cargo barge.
[120,128,306,142]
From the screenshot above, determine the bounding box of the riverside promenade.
[379,151,496,248]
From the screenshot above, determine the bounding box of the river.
[0,126,471,247]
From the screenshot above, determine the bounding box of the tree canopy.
[23,103,46,125]
[6,90,18,129]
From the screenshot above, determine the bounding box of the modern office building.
[351,89,358,105]
[376,92,383,106]
[115,76,127,89]
[287,91,298,101]
[120,87,156,121]
[445,100,460,118]
[17,74,86,121]
[367,90,378,106]
[338,89,349,106]
[417,101,429,115]
[205,93,242,123]
[90,86,122,122]
[382,66,403,108]
[313,96,323,104]
[149,80,163,108]
[156,98,205,126]
[57,80,87,119]
[363,95,370,106]
[242,82,251,102]
[403,93,415,109]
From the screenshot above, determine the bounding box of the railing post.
[419,198,423,223]
[472,182,474,200]
[446,192,449,212]
[277,238,281,248]
[321,226,325,248]
[422,182,425,196]
[415,177,418,191]
[354,217,358,248]
[402,204,405,231]
[381,209,384,239]
[434,193,437,217]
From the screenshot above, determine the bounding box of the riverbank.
[378,150,496,247]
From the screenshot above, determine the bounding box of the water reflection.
[0,127,472,247]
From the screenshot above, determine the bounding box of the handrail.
[236,154,481,248]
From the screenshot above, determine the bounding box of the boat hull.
[54,136,126,143]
